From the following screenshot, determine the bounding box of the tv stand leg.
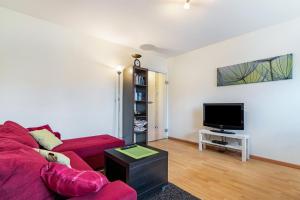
[242,138,247,162]
[247,139,250,160]
[199,133,203,151]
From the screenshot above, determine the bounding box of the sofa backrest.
[0,121,39,148]
[0,121,55,200]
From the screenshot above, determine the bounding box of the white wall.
[167,18,300,165]
[0,7,167,139]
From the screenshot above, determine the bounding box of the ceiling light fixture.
[184,0,191,9]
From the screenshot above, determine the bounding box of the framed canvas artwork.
[217,54,293,86]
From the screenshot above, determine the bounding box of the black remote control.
[121,144,138,150]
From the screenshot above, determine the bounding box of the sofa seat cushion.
[0,121,39,148]
[53,135,125,169]
[68,180,137,200]
[0,146,55,200]
[62,151,93,171]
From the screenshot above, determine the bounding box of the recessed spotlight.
[184,0,191,9]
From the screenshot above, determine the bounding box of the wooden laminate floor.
[149,139,300,200]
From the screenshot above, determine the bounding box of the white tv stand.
[199,129,250,162]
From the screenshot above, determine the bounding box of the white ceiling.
[1,0,300,57]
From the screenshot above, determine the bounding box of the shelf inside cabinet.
[134,131,147,134]
[135,84,147,87]
[135,100,147,103]
[134,115,147,118]
[134,67,148,72]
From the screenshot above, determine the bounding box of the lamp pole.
[117,70,122,139]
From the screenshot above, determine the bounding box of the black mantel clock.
[132,53,141,67]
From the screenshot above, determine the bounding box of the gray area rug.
[139,183,200,200]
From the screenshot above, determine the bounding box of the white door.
[148,71,167,142]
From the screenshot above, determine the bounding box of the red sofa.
[0,121,137,200]
[54,134,124,170]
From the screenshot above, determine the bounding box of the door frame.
[147,70,169,139]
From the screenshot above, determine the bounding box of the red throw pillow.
[40,162,109,197]
[52,131,61,139]
[27,124,61,139]
[0,121,39,148]
[27,124,54,132]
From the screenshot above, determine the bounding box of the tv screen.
[203,103,244,130]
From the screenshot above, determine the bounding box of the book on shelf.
[134,89,145,101]
[134,73,145,85]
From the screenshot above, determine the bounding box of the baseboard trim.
[250,155,300,170]
[168,137,198,145]
[168,137,300,170]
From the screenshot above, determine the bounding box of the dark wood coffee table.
[104,145,168,198]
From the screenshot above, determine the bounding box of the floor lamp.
[116,65,123,139]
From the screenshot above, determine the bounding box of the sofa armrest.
[68,181,137,200]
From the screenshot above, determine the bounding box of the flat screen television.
[203,103,244,134]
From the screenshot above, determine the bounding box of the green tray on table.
[115,145,159,159]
